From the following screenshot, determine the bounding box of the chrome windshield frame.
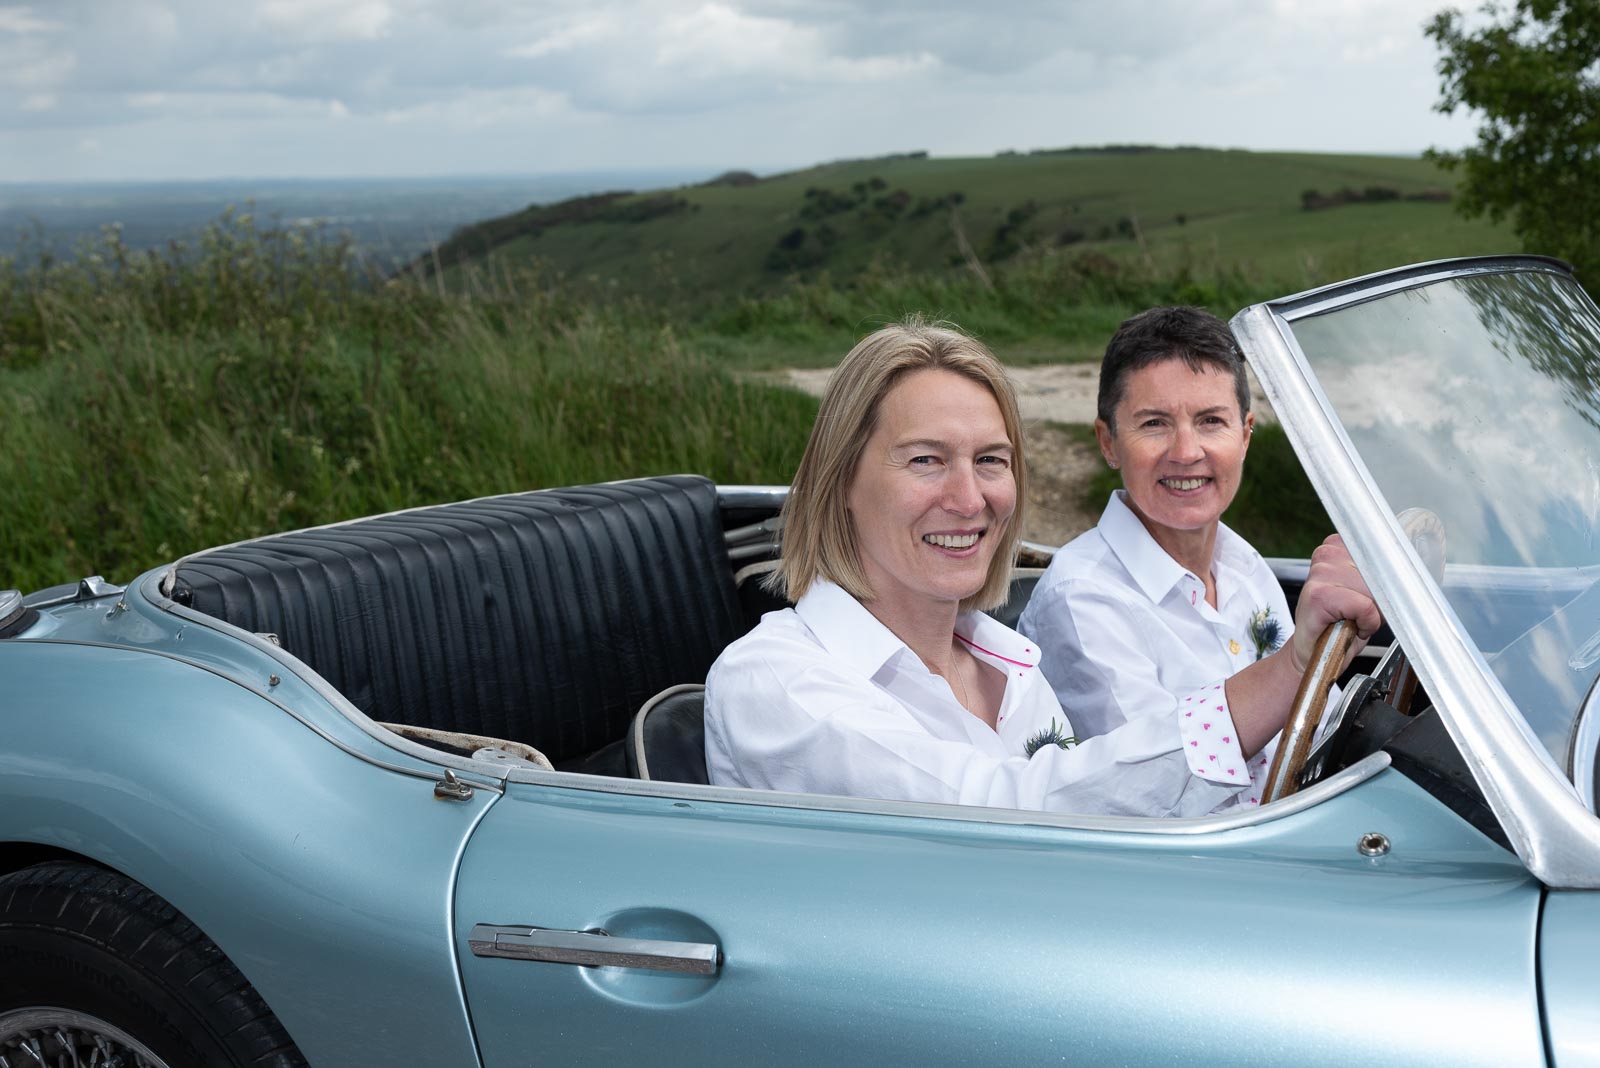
[1232,254,1600,888]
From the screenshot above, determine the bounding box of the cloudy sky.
[0,0,1479,183]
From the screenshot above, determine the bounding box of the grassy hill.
[418,147,1511,310]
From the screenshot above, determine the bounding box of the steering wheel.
[1261,508,1445,803]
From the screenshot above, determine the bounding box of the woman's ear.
[1242,410,1256,455]
[1094,418,1118,469]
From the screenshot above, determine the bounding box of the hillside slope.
[419,147,1511,299]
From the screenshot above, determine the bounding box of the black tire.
[0,861,308,1068]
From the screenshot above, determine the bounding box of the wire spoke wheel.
[0,1008,171,1068]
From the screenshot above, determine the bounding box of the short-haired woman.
[706,317,1377,815]
[1019,305,1345,808]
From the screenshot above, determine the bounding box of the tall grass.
[696,245,1285,369]
[0,216,817,592]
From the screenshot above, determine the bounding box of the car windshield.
[1287,267,1600,775]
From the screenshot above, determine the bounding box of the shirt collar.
[794,579,1040,678]
[1098,490,1256,609]
[794,579,910,679]
[1097,490,1192,605]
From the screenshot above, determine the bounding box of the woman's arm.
[1223,535,1381,754]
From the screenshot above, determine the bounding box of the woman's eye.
[977,454,1010,467]
[908,455,938,466]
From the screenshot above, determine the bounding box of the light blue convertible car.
[5,256,1600,1067]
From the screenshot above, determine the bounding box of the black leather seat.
[628,685,708,784]
[170,476,743,770]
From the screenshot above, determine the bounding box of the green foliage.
[1082,423,1332,558]
[0,218,816,592]
[1427,0,1600,281]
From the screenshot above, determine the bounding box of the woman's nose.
[944,463,984,515]
[1170,424,1204,463]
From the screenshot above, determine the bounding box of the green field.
[430,149,1503,290]
[2,147,1512,592]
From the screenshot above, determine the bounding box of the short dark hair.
[1096,306,1251,430]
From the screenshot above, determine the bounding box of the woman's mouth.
[1159,477,1211,491]
[923,531,982,549]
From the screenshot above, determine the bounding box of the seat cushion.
[170,476,742,765]
[628,684,708,784]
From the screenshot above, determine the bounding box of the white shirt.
[1018,490,1301,808]
[705,579,1253,816]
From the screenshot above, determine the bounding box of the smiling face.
[846,368,1017,623]
[1096,358,1253,538]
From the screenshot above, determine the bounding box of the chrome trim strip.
[494,750,1393,835]
[716,484,788,510]
[1265,558,1309,585]
[469,924,719,975]
[0,590,22,630]
[1573,674,1600,814]
[22,575,125,609]
[1262,255,1570,322]
[1233,279,1600,888]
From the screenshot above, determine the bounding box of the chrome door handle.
[468,924,721,975]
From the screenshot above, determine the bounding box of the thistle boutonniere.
[1024,718,1078,758]
[1248,606,1284,662]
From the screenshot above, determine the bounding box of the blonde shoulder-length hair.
[773,318,1027,613]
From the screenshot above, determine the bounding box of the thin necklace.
[948,650,972,710]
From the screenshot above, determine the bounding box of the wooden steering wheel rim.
[1261,619,1357,804]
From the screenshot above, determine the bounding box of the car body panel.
[456,767,1541,1067]
[1540,889,1600,1067]
[0,638,493,1066]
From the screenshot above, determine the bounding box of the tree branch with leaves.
[1427,0,1600,283]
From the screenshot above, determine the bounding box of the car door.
[454,764,1543,1067]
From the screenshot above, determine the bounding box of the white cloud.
[21,92,56,111]
[381,85,571,126]
[507,16,616,60]
[0,6,63,34]
[0,48,76,91]
[257,0,396,41]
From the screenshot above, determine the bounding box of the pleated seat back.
[171,476,742,766]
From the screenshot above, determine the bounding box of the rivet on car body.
[1358,832,1390,857]
[268,674,281,687]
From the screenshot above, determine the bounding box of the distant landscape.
[1,146,1512,593]
[0,168,721,266]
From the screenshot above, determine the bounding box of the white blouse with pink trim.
[705,579,1249,817]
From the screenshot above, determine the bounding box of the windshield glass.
[1287,267,1600,773]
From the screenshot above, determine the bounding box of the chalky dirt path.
[776,365,1274,549]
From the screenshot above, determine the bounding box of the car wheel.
[0,861,307,1068]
